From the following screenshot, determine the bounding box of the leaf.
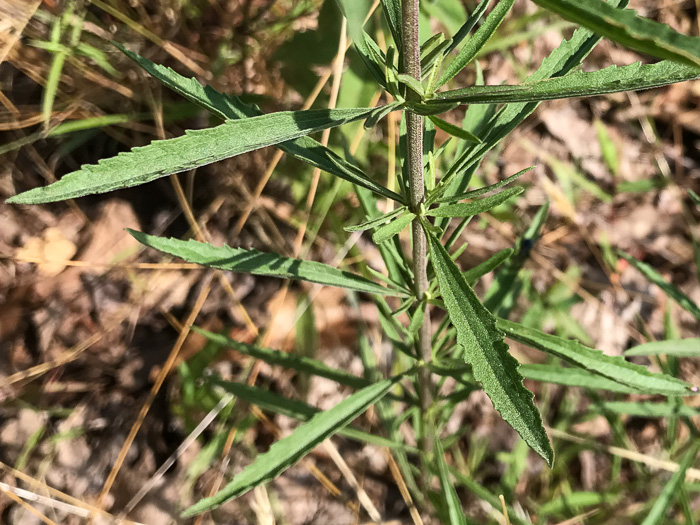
[619,251,700,321]
[428,115,482,144]
[426,187,523,218]
[182,376,400,516]
[372,212,416,244]
[8,107,378,205]
[434,166,533,205]
[497,319,693,395]
[597,401,700,418]
[116,44,406,204]
[463,248,514,285]
[625,339,700,357]
[380,0,402,47]
[430,61,700,105]
[532,0,700,68]
[193,328,370,389]
[641,443,700,525]
[432,0,628,203]
[436,0,515,88]
[128,230,408,297]
[344,206,407,232]
[433,432,468,525]
[426,230,554,466]
[446,0,492,55]
[520,364,642,393]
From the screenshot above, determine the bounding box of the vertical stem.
[402,0,433,454]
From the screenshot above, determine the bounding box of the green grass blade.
[436,0,515,88]
[641,443,700,525]
[426,230,553,466]
[372,212,416,244]
[597,401,700,418]
[8,107,378,205]
[625,339,700,357]
[618,251,700,321]
[433,432,468,525]
[431,61,700,105]
[532,0,700,68]
[519,364,642,394]
[182,375,401,516]
[193,328,371,389]
[128,230,408,297]
[116,44,405,204]
[426,187,523,218]
[498,319,693,395]
[463,248,514,285]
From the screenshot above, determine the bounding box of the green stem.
[402,0,434,460]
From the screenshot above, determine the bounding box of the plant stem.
[402,0,433,455]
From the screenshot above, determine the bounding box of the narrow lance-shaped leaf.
[618,250,700,321]
[428,115,482,144]
[182,375,401,516]
[497,319,693,395]
[430,61,700,105]
[431,0,628,203]
[380,0,402,47]
[625,339,700,357]
[344,206,407,232]
[532,0,700,68]
[114,45,407,204]
[463,248,513,285]
[433,166,533,205]
[373,212,416,244]
[597,401,700,418]
[426,229,554,466]
[519,364,642,394]
[8,107,379,205]
[427,187,523,218]
[128,230,408,297]
[446,0,492,55]
[436,0,515,88]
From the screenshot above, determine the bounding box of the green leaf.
[428,115,482,144]
[618,251,700,321]
[128,230,408,297]
[463,248,514,285]
[432,0,628,203]
[372,212,416,244]
[446,0,492,55]
[519,364,642,394]
[433,432,468,525]
[380,0,402,47]
[434,166,533,205]
[625,339,700,357]
[344,205,407,232]
[8,107,378,205]
[597,401,700,418]
[182,375,400,516]
[532,0,700,68]
[497,319,693,395]
[426,187,524,218]
[430,61,700,105]
[540,492,616,516]
[193,328,370,389]
[689,189,700,209]
[641,443,700,525]
[116,44,406,204]
[426,230,554,466]
[436,0,515,88]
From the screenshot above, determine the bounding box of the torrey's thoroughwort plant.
[9,0,700,520]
